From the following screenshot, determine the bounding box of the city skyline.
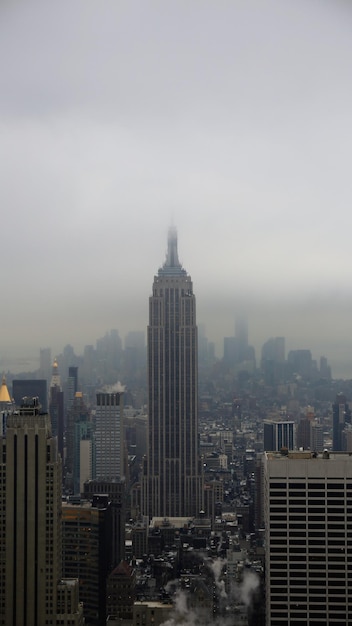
[1,1,352,376]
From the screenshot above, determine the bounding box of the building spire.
[165,226,180,268]
[159,226,186,275]
[0,375,11,404]
[50,358,62,389]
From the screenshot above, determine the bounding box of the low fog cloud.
[1,1,352,375]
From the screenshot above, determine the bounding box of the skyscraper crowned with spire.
[142,227,203,518]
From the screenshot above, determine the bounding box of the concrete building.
[0,396,83,625]
[142,227,203,518]
[94,390,124,480]
[264,449,352,625]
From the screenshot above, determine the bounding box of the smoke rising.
[161,558,260,626]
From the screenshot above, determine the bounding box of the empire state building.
[142,227,203,518]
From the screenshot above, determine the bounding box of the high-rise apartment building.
[0,396,83,625]
[264,450,352,625]
[142,227,203,518]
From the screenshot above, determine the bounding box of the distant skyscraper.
[73,393,94,495]
[333,393,351,451]
[39,347,51,382]
[67,366,78,410]
[142,227,203,518]
[264,450,352,624]
[49,358,64,459]
[94,390,124,480]
[0,397,83,625]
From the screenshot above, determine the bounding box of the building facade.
[264,450,352,625]
[263,420,295,452]
[49,359,64,459]
[62,496,112,626]
[142,227,203,518]
[94,391,124,480]
[0,396,83,625]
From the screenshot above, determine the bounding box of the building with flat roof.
[264,449,352,625]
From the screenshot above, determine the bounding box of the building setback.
[142,227,203,518]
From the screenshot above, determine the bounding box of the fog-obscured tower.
[142,227,203,518]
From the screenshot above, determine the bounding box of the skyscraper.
[264,449,352,625]
[49,358,64,459]
[94,390,124,480]
[333,392,351,451]
[142,227,203,518]
[0,396,83,625]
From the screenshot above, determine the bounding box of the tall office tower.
[141,227,203,518]
[261,336,285,363]
[124,331,146,384]
[287,349,313,379]
[310,420,324,452]
[49,358,64,459]
[94,390,124,480]
[223,336,239,368]
[73,392,94,495]
[333,392,352,451]
[320,355,332,380]
[83,479,126,566]
[0,396,83,625]
[67,366,78,410]
[62,495,112,626]
[66,391,94,492]
[263,419,295,452]
[264,450,352,625]
[261,337,285,386]
[12,378,48,412]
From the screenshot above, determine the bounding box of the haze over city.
[1,1,352,376]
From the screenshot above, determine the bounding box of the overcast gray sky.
[1,0,352,375]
